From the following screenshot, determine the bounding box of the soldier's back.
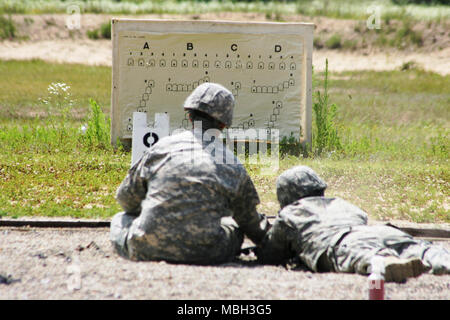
[281,197,368,228]
[127,130,247,262]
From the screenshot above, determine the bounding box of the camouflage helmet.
[183,82,234,127]
[276,166,327,208]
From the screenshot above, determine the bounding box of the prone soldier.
[257,165,450,282]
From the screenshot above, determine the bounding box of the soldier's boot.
[382,256,428,283]
[422,247,450,275]
[429,259,450,275]
[427,255,450,275]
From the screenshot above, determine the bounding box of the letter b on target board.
[111,19,314,148]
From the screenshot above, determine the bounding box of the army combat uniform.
[110,83,269,264]
[258,166,450,281]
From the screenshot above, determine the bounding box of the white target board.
[111,19,313,146]
[131,112,170,166]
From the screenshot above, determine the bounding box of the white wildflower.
[79,125,88,134]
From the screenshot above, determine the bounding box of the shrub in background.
[325,34,342,49]
[0,14,15,39]
[87,21,111,40]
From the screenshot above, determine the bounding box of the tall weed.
[80,99,112,150]
[312,59,342,156]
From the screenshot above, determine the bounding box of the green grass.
[370,18,425,49]
[0,14,15,39]
[0,59,111,119]
[393,19,424,47]
[0,0,449,22]
[342,39,359,51]
[87,21,111,40]
[0,59,448,223]
[324,34,342,49]
[0,152,127,218]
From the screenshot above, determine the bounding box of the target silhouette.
[143,132,159,147]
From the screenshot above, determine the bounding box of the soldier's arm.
[256,217,294,264]
[232,174,271,245]
[115,154,149,216]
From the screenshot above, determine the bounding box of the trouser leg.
[214,216,244,264]
[331,227,401,275]
[125,217,244,265]
[111,214,244,264]
[109,211,137,259]
[179,217,244,265]
[330,225,445,277]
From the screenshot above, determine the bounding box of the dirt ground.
[0,13,449,74]
[0,225,449,300]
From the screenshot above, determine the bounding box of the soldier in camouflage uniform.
[257,166,450,282]
[110,83,270,264]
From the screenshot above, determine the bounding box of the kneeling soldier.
[110,83,270,264]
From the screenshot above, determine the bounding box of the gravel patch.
[0,227,449,300]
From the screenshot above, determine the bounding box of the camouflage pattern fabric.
[110,129,270,264]
[258,196,368,269]
[330,225,450,275]
[183,83,234,128]
[276,165,327,209]
[258,166,450,276]
[259,196,450,275]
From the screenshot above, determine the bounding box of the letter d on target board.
[131,112,170,166]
